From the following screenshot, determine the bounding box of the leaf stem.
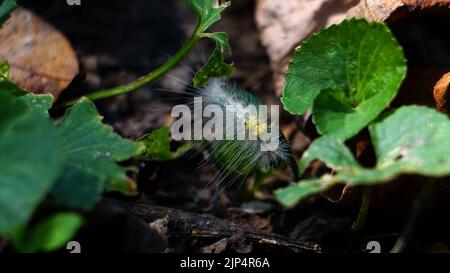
[352,186,372,231]
[390,181,435,253]
[66,26,201,106]
[288,153,300,182]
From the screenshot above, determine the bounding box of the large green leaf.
[12,212,84,253]
[50,98,144,209]
[281,19,406,140]
[0,92,63,234]
[0,0,16,28]
[276,106,450,207]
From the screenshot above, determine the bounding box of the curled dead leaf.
[321,183,355,203]
[347,0,450,22]
[0,7,79,99]
[433,72,450,113]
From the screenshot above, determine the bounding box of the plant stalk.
[288,154,300,182]
[390,181,435,253]
[66,27,201,106]
[352,186,372,231]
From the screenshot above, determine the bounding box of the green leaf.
[370,106,450,176]
[281,18,406,140]
[185,0,234,87]
[0,61,9,78]
[0,62,27,96]
[50,98,144,209]
[275,178,324,208]
[0,91,27,137]
[12,212,84,253]
[193,32,234,88]
[299,136,359,174]
[185,0,229,32]
[0,0,16,28]
[0,92,63,234]
[140,127,195,161]
[276,106,450,207]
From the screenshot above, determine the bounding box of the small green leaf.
[0,62,27,96]
[0,92,63,234]
[299,136,359,174]
[12,212,84,253]
[185,0,229,32]
[194,32,234,87]
[140,127,195,161]
[276,106,450,207]
[281,19,406,140]
[0,0,16,28]
[0,61,9,78]
[275,178,324,208]
[185,0,234,87]
[50,98,144,209]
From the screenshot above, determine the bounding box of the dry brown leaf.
[433,72,450,113]
[426,242,450,253]
[347,0,450,22]
[392,68,449,111]
[322,183,355,203]
[0,7,79,99]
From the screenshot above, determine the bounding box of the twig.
[128,203,322,253]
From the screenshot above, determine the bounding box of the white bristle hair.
[159,49,295,189]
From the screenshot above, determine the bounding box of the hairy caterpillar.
[154,53,298,190]
[195,78,296,184]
